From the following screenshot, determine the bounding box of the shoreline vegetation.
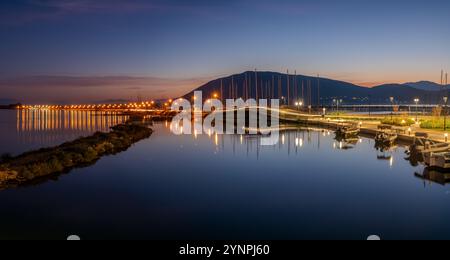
[0,123,152,190]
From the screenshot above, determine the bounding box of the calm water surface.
[1,109,450,240]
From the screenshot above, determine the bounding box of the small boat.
[414,142,450,154]
[335,125,360,138]
[375,131,397,146]
[424,152,450,169]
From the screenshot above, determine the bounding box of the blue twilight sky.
[0,0,449,103]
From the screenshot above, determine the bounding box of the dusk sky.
[1,0,449,103]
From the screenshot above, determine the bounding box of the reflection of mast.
[317,131,320,149]
[288,131,291,156]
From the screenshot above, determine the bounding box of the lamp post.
[390,97,394,121]
[337,99,342,115]
[444,96,448,131]
[299,101,303,109]
[414,98,420,122]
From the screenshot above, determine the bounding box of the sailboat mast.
[317,74,320,107]
[294,70,297,103]
[287,70,290,106]
[220,79,223,102]
[255,69,258,102]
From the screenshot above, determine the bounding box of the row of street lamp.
[390,96,449,131]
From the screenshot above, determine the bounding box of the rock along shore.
[0,123,152,189]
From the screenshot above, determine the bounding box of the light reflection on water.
[0,110,128,155]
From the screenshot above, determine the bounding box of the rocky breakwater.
[0,123,152,189]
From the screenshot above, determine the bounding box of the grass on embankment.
[0,123,152,189]
[420,118,450,130]
[380,117,416,127]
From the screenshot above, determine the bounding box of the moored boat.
[424,152,450,169]
[335,124,360,138]
[375,131,397,146]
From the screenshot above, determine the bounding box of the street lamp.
[295,101,303,111]
[444,96,448,131]
[390,97,394,121]
[336,99,343,115]
[414,98,420,122]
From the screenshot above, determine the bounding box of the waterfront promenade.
[279,108,450,144]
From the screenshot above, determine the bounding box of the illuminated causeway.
[18,101,160,111]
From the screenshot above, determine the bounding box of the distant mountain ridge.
[403,81,449,91]
[184,71,449,105]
